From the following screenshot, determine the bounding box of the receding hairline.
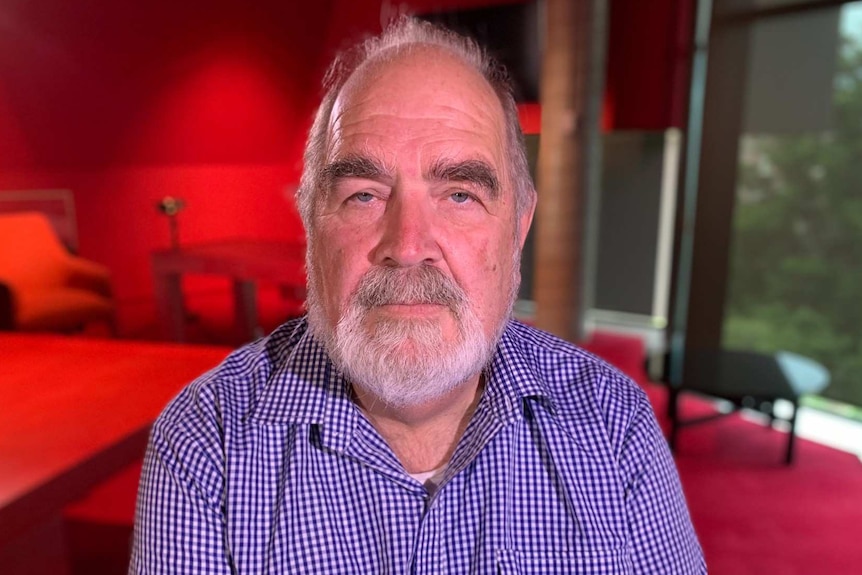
[347,41,491,82]
[330,42,508,133]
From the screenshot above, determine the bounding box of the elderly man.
[132,17,705,574]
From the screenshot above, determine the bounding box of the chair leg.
[0,283,13,330]
[785,399,798,465]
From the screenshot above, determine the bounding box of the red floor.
[658,390,862,575]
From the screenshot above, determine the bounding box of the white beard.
[307,265,504,408]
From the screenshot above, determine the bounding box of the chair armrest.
[64,257,113,298]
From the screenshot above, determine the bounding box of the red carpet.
[639,380,862,575]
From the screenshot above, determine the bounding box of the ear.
[517,192,536,249]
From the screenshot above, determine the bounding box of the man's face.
[306,47,533,406]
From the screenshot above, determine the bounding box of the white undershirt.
[409,467,445,494]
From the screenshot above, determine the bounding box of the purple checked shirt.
[131,318,705,574]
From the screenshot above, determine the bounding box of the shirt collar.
[483,320,558,421]
[248,319,352,426]
[247,318,556,428]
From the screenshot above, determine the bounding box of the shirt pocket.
[496,548,632,575]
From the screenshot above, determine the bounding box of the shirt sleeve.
[619,391,707,574]
[129,384,232,575]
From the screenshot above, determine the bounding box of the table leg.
[233,280,261,341]
[154,271,186,342]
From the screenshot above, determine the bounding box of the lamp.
[156,196,186,250]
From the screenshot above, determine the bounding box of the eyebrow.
[427,158,501,199]
[321,156,393,188]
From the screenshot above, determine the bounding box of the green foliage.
[724,33,862,413]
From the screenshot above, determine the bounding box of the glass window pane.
[723,2,862,414]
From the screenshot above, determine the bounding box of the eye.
[450,191,474,204]
[350,191,375,203]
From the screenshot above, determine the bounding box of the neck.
[352,373,483,474]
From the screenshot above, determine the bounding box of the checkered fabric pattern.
[131,318,705,574]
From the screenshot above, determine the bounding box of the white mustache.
[352,266,467,313]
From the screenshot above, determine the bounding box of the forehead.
[327,46,507,165]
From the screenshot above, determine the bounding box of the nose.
[371,192,442,267]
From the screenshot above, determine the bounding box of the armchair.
[0,212,115,333]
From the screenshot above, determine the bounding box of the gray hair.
[295,16,536,234]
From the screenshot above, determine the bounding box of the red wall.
[0,0,335,325]
[0,0,689,334]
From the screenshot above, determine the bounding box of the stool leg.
[785,399,798,465]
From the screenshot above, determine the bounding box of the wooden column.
[534,0,595,341]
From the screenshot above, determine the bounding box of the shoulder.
[139,318,315,510]
[501,321,653,458]
[150,317,309,452]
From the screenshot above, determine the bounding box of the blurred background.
[1,0,861,574]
